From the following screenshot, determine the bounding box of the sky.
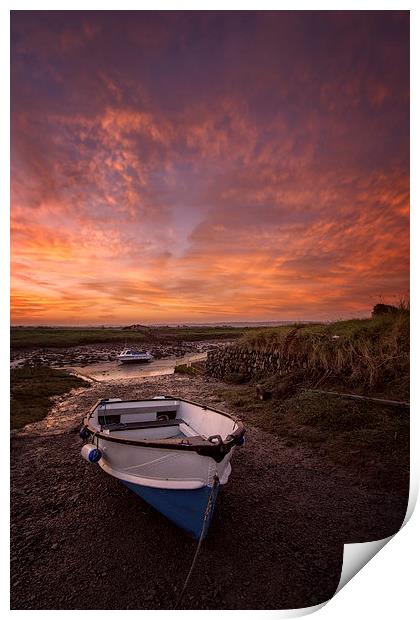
[11,11,409,325]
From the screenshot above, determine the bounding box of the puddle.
[65,351,207,382]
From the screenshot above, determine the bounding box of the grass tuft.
[11,367,89,429]
[238,310,409,394]
[174,364,199,376]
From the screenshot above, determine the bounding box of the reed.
[239,310,409,392]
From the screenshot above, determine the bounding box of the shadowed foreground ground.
[10,374,408,609]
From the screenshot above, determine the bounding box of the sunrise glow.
[11,11,409,325]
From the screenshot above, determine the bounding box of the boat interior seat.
[101,419,186,432]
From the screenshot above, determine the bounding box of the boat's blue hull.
[123,481,219,539]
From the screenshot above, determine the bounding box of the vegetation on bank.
[210,308,409,492]
[10,325,245,349]
[11,367,89,429]
[217,384,409,493]
[174,363,200,376]
[237,310,409,395]
[174,360,206,375]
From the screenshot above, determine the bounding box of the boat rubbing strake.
[80,396,245,538]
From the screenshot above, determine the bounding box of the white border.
[3,3,417,619]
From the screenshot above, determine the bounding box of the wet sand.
[68,351,207,382]
[10,372,408,610]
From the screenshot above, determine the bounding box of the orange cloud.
[11,11,409,324]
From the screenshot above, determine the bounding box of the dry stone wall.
[206,344,303,381]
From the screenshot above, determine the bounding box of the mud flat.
[68,351,208,382]
[10,340,231,369]
[11,373,408,610]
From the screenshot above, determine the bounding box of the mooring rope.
[304,389,410,409]
[174,474,220,609]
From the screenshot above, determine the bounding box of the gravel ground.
[10,374,408,610]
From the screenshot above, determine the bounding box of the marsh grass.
[10,326,244,349]
[240,311,409,393]
[218,384,409,492]
[174,364,199,376]
[11,367,89,429]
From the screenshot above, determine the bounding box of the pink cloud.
[11,11,409,323]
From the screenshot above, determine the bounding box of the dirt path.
[10,375,408,609]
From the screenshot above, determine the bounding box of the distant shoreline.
[11,320,328,329]
[10,325,245,349]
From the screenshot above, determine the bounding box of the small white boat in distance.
[117,349,153,363]
[80,396,245,538]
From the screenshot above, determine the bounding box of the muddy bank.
[10,340,232,369]
[68,352,208,382]
[10,375,408,610]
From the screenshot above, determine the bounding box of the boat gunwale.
[85,396,245,462]
[87,395,241,422]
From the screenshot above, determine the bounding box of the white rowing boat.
[80,396,245,538]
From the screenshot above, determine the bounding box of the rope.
[174,475,220,609]
[89,430,98,449]
[304,389,410,409]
